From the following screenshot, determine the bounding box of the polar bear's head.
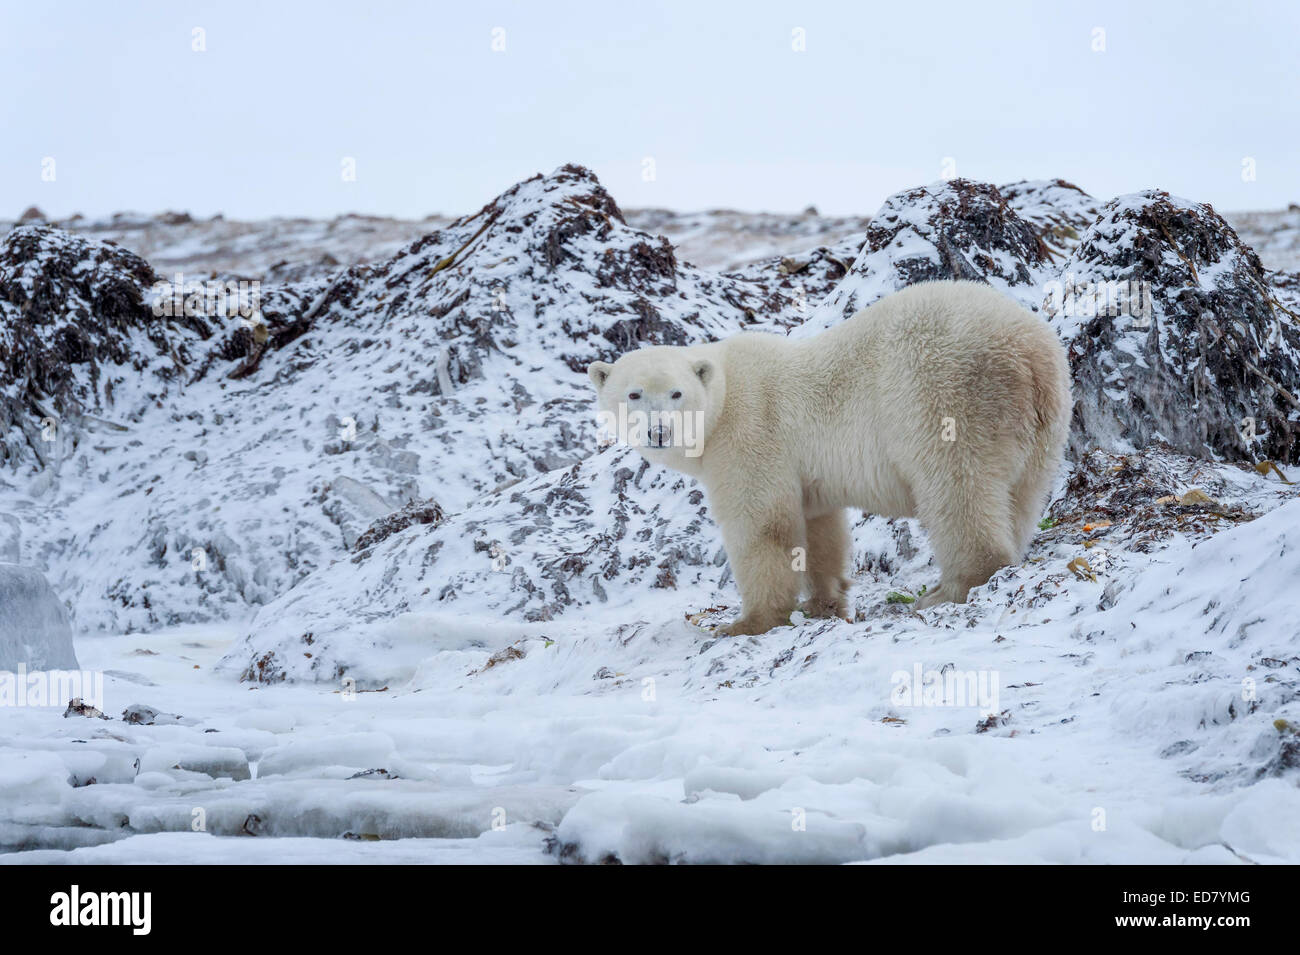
[587,346,722,469]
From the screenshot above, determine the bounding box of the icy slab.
[2,827,554,865]
[0,563,78,671]
[0,515,19,564]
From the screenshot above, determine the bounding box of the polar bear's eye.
[628,391,641,401]
[671,390,682,400]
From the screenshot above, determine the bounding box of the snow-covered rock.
[802,178,1051,333]
[803,179,1300,467]
[1057,190,1300,463]
[999,178,1101,259]
[0,226,203,471]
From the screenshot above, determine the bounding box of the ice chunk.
[0,563,78,671]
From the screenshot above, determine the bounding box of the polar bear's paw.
[915,581,970,609]
[799,596,849,622]
[719,611,791,637]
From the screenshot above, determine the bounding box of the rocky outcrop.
[1055,190,1300,463]
[802,178,1050,333]
[999,179,1100,259]
[805,179,1300,467]
[217,163,814,385]
[0,227,209,470]
[0,166,817,633]
[353,499,447,553]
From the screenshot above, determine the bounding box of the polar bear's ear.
[692,360,714,385]
[588,361,613,389]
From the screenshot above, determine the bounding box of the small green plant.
[1037,516,1057,530]
[886,591,915,604]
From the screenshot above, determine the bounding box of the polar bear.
[588,280,1071,636]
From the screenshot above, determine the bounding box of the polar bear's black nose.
[649,425,671,447]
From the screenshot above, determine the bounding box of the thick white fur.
[589,280,1071,636]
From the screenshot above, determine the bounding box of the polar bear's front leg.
[717,507,804,636]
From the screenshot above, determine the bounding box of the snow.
[3,485,1299,863]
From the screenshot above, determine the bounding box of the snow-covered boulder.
[0,563,78,670]
[1056,190,1300,463]
[998,178,1101,259]
[0,226,224,472]
[803,178,1050,332]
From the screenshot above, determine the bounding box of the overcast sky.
[2,0,1296,220]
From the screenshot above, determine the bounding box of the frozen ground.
[5,468,1300,864]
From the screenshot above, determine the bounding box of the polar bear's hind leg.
[1010,361,1070,555]
[803,509,850,619]
[915,477,1018,609]
[1010,452,1056,556]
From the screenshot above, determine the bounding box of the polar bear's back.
[831,280,1054,359]
[810,280,1070,492]
[828,281,1066,410]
